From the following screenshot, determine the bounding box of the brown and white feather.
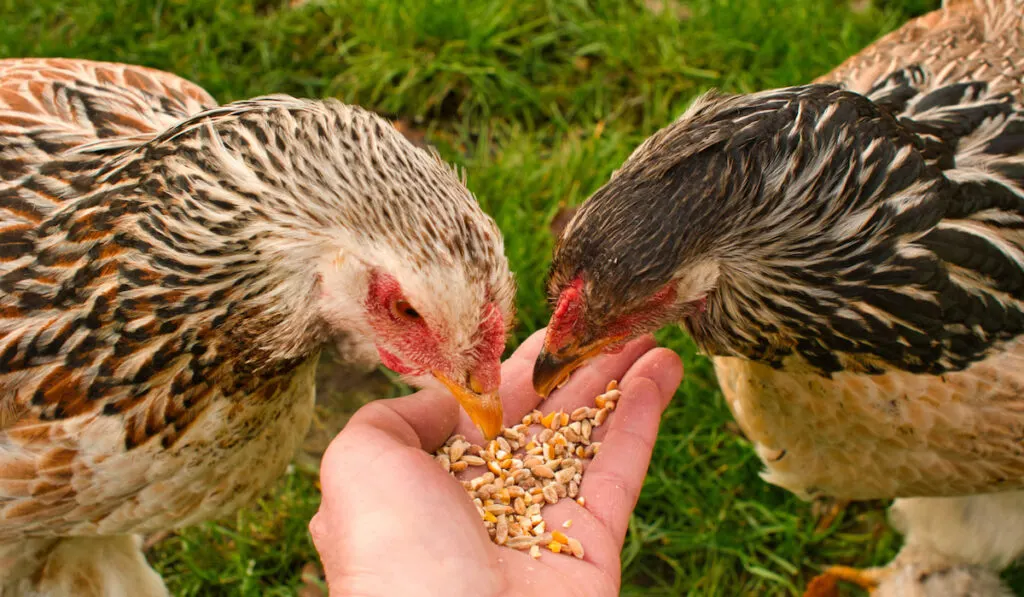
[0,58,513,594]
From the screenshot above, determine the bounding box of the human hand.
[309,329,683,597]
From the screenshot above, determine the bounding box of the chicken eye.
[392,299,422,322]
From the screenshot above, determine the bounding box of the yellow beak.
[433,372,504,440]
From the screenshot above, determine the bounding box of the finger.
[454,329,548,439]
[589,346,685,443]
[451,334,661,475]
[619,346,685,399]
[515,348,682,573]
[345,330,551,452]
[538,334,657,415]
[343,389,461,454]
[579,349,682,545]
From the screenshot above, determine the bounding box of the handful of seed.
[434,380,622,560]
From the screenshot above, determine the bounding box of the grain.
[531,464,555,479]
[567,537,585,559]
[432,380,621,560]
[554,466,576,484]
[461,455,486,467]
[436,454,451,472]
[449,440,467,462]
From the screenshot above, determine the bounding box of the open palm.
[310,329,683,597]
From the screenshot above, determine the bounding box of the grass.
[7,0,1014,595]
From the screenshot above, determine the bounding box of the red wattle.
[377,347,414,375]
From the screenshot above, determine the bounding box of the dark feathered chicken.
[536,0,1024,593]
[0,59,514,596]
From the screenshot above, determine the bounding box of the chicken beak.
[532,337,616,398]
[532,349,584,398]
[433,372,504,440]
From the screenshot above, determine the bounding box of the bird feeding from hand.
[531,2,1024,593]
[0,56,520,597]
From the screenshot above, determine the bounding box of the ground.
[3,0,1020,595]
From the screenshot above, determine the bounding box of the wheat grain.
[432,380,621,560]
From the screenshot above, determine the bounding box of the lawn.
[7,0,1014,595]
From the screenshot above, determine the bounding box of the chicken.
[0,58,515,596]
[534,0,1024,594]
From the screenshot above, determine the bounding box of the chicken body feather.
[543,1,1024,592]
[0,59,513,595]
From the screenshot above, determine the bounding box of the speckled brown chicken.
[535,1,1024,594]
[0,58,515,596]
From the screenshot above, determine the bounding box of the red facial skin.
[545,276,587,353]
[364,271,504,393]
[545,274,697,355]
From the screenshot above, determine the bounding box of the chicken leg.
[810,493,1024,596]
